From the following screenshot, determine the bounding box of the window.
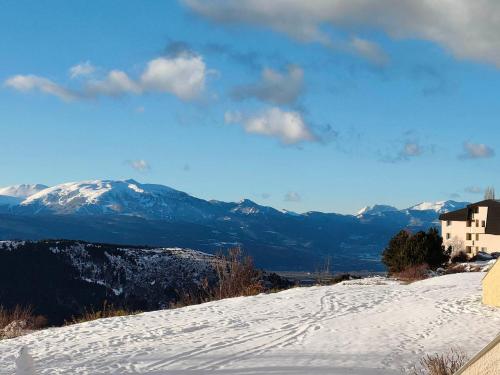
[476,220,479,227]
[466,246,472,253]
[466,233,472,240]
[446,220,451,226]
[476,233,479,241]
[474,207,479,214]
[482,220,485,227]
[481,247,487,252]
[446,233,450,239]
[466,221,472,227]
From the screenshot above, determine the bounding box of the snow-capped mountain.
[407,200,468,214]
[0,183,48,198]
[0,184,48,207]
[0,178,471,271]
[357,200,469,217]
[356,204,398,217]
[17,179,218,220]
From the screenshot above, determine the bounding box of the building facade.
[439,200,500,256]
[483,259,500,307]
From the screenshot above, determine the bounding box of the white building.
[439,200,500,256]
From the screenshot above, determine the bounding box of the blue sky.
[1,0,500,214]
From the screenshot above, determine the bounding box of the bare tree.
[484,186,495,200]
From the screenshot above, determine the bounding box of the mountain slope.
[1,273,498,374]
[0,240,217,324]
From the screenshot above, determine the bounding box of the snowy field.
[1,273,499,375]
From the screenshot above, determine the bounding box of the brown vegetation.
[405,348,468,375]
[65,301,139,325]
[213,248,264,299]
[0,305,47,339]
[394,263,430,282]
[173,248,264,308]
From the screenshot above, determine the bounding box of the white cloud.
[125,159,151,172]
[69,61,95,79]
[460,142,495,159]
[284,191,301,202]
[140,56,206,100]
[184,0,500,67]
[4,75,77,101]
[231,65,304,105]
[5,55,208,102]
[86,70,141,96]
[225,107,315,144]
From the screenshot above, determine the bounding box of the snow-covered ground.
[1,273,499,375]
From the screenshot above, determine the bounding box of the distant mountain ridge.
[0,179,470,271]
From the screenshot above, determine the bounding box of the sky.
[1,0,500,214]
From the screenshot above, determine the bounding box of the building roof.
[439,199,500,234]
[438,207,468,221]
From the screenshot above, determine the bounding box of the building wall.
[455,334,500,375]
[442,206,500,255]
[442,220,467,251]
[483,260,500,307]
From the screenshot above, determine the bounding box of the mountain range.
[0,179,469,271]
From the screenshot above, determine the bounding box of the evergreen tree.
[381,228,449,273]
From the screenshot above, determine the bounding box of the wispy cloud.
[459,142,495,159]
[349,37,389,66]
[5,54,209,102]
[4,75,78,102]
[69,61,95,79]
[225,107,316,145]
[231,65,304,105]
[125,159,151,173]
[465,186,483,194]
[284,191,301,202]
[380,140,426,163]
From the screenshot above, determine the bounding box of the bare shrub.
[394,263,430,282]
[0,305,47,339]
[405,348,468,375]
[213,248,264,300]
[65,301,139,325]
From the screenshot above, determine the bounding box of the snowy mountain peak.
[19,179,196,219]
[356,204,398,217]
[0,184,48,199]
[407,200,469,214]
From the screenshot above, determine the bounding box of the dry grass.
[172,248,264,309]
[405,348,468,375]
[0,305,47,339]
[213,248,264,300]
[394,263,430,283]
[65,301,140,325]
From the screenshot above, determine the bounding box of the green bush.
[382,228,450,274]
